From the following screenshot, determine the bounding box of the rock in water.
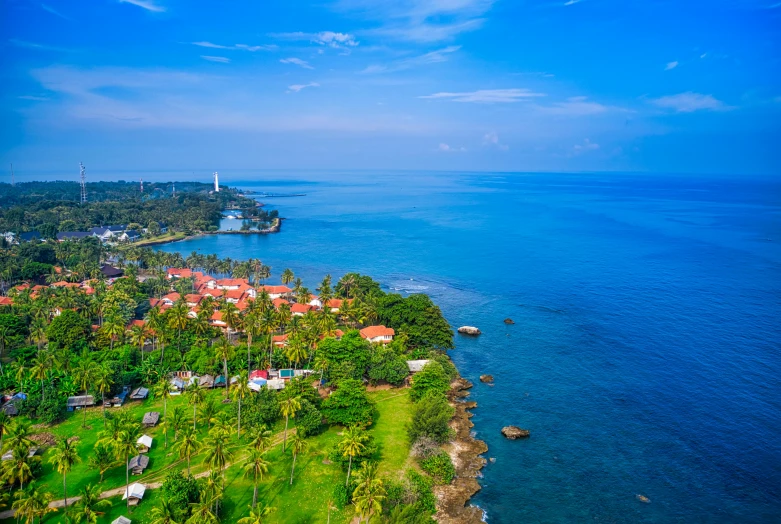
[480,375,494,383]
[458,326,482,335]
[504,318,515,324]
[501,426,530,439]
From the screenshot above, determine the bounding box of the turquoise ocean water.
[150,171,780,522]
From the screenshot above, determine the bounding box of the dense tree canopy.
[321,379,376,427]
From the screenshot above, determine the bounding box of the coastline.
[136,218,283,247]
[435,375,489,523]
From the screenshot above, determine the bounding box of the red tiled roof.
[235,300,249,311]
[51,281,80,288]
[216,278,249,287]
[224,289,246,300]
[162,292,181,303]
[360,325,395,340]
[185,294,203,304]
[167,268,193,278]
[290,303,312,313]
[149,298,162,308]
[250,370,269,380]
[258,285,292,295]
[272,334,289,345]
[85,288,95,295]
[127,319,145,328]
[201,288,223,298]
[0,297,13,306]
[15,283,30,291]
[211,311,224,321]
[272,298,289,308]
[194,275,216,286]
[32,285,47,291]
[327,299,344,308]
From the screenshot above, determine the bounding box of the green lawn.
[3,388,414,523]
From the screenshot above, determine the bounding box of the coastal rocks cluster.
[503,318,515,324]
[501,426,530,439]
[458,326,481,335]
[434,377,488,524]
[479,374,493,383]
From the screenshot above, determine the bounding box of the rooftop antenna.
[79,162,87,204]
[213,171,220,192]
[10,163,15,186]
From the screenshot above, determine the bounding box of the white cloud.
[201,56,231,63]
[362,46,461,74]
[665,61,679,71]
[564,0,582,5]
[538,96,610,116]
[572,138,599,154]
[438,143,466,152]
[9,39,72,52]
[483,131,509,150]
[192,42,276,52]
[280,57,314,69]
[288,82,320,93]
[650,92,731,112]
[420,88,545,103]
[18,95,50,101]
[118,0,165,12]
[271,31,358,48]
[41,4,72,20]
[700,53,707,59]
[337,0,494,42]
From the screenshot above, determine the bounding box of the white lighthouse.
[213,171,220,192]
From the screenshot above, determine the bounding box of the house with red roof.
[201,288,224,299]
[360,325,395,344]
[249,369,269,380]
[210,311,227,328]
[185,294,204,307]
[326,299,346,313]
[257,285,292,300]
[0,297,13,307]
[194,274,216,288]
[161,292,181,305]
[290,303,313,316]
[272,334,289,347]
[167,268,193,279]
[215,278,249,290]
[272,298,289,309]
[127,319,146,329]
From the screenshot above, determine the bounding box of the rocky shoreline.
[434,377,488,523]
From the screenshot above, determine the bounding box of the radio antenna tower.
[79,162,87,204]
[140,178,144,192]
[10,163,15,186]
[172,182,176,198]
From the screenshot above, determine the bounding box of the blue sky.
[1,0,780,176]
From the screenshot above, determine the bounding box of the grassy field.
[3,388,414,523]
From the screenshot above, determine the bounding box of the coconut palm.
[198,397,219,430]
[0,410,10,451]
[74,483,111,524]
[221,301,242,342]
[114,426,141,510]
[352,462,385,523]
[231,370,251,438]
[153,379,174,448]
[2,444,39,488]
[174,426,200,476]
[203,427,233,478]
[170,405,187,442]
[28,354,51,402]
[249,425,272,453]
[213,337,234,399]
[285,336,308,370]
[168,300,190,355]
[339,426,368,487]
[103,313,126,351]
[87,443,115,482]
[185,382,205,430]
[258,308,279,371]
[149,498,183,524]
[281,268,294,285]
[237,503,275,524]
[3,419,33,451]
[11,482,55,524]
[187,492,221,524]
[48,438,81,516]
[29,317,47,351]
[94,363,114,423]
[73,359,97,428]
[280,396,301,452]
[129,323,150,362]
[243,310,261,373]
[289,432,308,485]
[242,449,270,508]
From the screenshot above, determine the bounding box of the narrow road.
[0,427,292,520]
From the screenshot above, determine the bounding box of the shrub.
[410,361,450,402]
[321,378,376,427]
[161,471,200,516]
[295,398,323,438]
[420,451,456,485]
[332,483,350,508]
[408,393,454,444]
[410,436,441,460]
[406,469,437,515]
[367,345,409,386]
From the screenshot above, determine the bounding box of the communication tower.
[140,178,144,193]
[79,162,87,204]
[213,171,220,192]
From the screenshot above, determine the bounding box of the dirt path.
[0,427,292,520]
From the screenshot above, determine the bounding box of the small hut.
[130,387,149,400]
[111,517,131,524]
[122,483,146,505]
[66,395,95,411]
[127,455,150,475]
[136,435,153,453]
[142,412,160,428]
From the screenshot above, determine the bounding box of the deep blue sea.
[150,171,780,523]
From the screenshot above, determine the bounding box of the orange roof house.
[359,325,395,343]
[167,268,193,279]
[290,303,312,316]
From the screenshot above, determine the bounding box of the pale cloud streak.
[41,4,72,20]
[9,39,72,52]
[564,0,582,5]
[192,41,277,52]
[288,82,320,92]
[420,88,545,103]
[650,92,731,112]
[280,57,314,69]
[201,56,231,63]
[665,61,679,70]
[118,0,165,12]
[537,96,611,116]
[362,46,460,73]
[483,131,508,150]
[270,31,358,48]
[438,143,466,152]
[571,138,599,155]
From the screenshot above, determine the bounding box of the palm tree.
[281,268,294,285]
[243,310,261,373]
[168,300,190,355]
[186,382,205,430]
[129,323,150,362]
[48,438,81,517]
[174,426,200,476]
[0,410,10,451]
[74,484,111,524]
[289,432,308,485]
[248,425,272,453]
[2,444,39,489]
[203,427,233,478]
[352,462,385,523]
[221,301,241,342]
[285,337,308,370]
[94,363,114,423]
[242,449,270,508]
[231,370,251,438]
[237,504,275,524]
[28,354,51,402]
[259,308,279,370]
[170,406,187,442]
[87,443,115,482]
[115,426,140,511]
[280,396,301,452]
[149,498,183,524]
[153,379,174,448]
[187,492,221,524]
[4,419,33,451]
[11,482,55,524]
[198,397,219,430]
[326,499,337,524]
[103,313,125,351]
[339,426,367,487]
[73,359,98,428]
[213,337,234,400]
[29,317,47,352]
